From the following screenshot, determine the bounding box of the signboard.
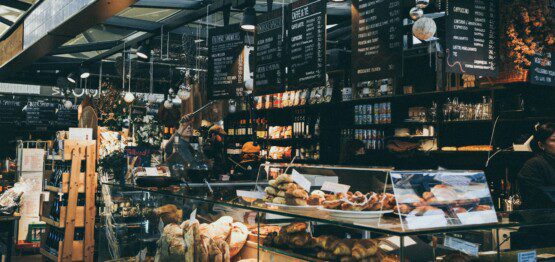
[287,0,326,90]
[254,8,286,95]
[56,104,78,127]
[208,24,245,99]
[529,52,555,86]
[351,0,402,84]
[25,99,57,126]
[445,0,499,77]
[0,99,23,125]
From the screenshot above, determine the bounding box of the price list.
[0,99,22,125]
[25,100,57,126]
[351,0,402,84]
[287,0,326,90]
[445,0,498,77]
[254,8,285,95]
[530,52,555,86]
[208,24,245,99]
[55,104,78,127]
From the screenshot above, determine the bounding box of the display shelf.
[99,182,555,237]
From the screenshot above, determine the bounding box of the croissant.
[276,190,286,197]
[276,174,293,184]
[288,232,312,248]
[323,200,342,209]
[313,235,338,250]
[286,197,308,206]
[316,251,337,260]
[352,239,379,259]
[268,179,278,187]
[280,222,307,234]
[264,186,278,196]
[332,239,355,256]
[263,232,277,247]
[278,182,298,191]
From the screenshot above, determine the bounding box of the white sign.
[457,210,498,225]
[444,236,480,257]
[291,169,311,192]
[190,208,197,222]
[321,181,350,194]
[302,175,338,187]
[518,251,537,262]
[144,167,158,177]
[405,214,448,230]
[20,148,44,172]
[69,127,93,140]
[236,190,265,200]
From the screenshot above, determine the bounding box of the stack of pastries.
[155,216,249,262]
[263,222,399,261]
[322,191,397,211]
[263,174,310,206]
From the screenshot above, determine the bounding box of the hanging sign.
[286,0,326,90]
[351,0,403,84]
[529,52,555,86]
[445,0,499,77]
[254,8,286,95]
[208,24,245,99]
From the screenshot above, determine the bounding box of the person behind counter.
[203,125,227,176]
[339,139,366,166]
[517,123,555,210]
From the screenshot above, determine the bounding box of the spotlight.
[80,67,90,79]
[67,72,77,83]
[136,44,150,60]
[241,7,256,31]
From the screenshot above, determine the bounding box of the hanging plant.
[502,0,554,71]
[95,83,128,131]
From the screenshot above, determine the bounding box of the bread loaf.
[227,222,249,257]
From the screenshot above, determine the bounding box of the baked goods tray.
[265,202,320,211]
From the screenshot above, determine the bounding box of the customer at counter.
[517,123,555,210]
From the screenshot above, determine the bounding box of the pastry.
[352,239,378,259]
[263,232,277,246]
[208,238,223,262]
[201,216,233,242]
[422,191,434,201]
[288,232,312,248]
[286,197,308,206]
[227,222,249,257]
[310,190,325,198]
[268,179,278,187]
[280,222,307,234]
[272,197,286,204]
[475,205,492,211]
[278,182,298,191]
[276,190,286,197]
[316,251,337,260]
[332,239,356,256]
[264,187,278,196]
[323,200,342,209]
[285,188,309,199]
[394,204,412,214]
[262,195,274,203]
[276,174,293,184]
[307,195,324,206]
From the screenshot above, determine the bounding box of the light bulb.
[124,92,135,103]
[64,100,73,109]
[416,0,429,9]
[244,79,254,91]
[164,99,173,109]
[148,94,158,103]
[177,87,191,100]
[410,7,424,20]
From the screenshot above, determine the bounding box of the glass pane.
[117,7,179,22]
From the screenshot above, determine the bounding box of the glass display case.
[98,164,555,262]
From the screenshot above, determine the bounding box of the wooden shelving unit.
[40,139,96,262]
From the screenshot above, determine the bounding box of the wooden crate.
[61,140,96,161]
[44,172,86,194]
[39,193,85,228]
[40,232,84,262]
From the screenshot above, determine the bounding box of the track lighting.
[241,7,256,31]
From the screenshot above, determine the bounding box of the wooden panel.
[0,24,23,67]
[83,144,96,262]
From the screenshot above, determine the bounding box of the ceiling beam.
[86,0,233,64]
[133,0,203,9]
[49,40,122,55]
[103,16,162,32]
[0,0,138,79]
[0,16,13,26]
[0,0,31,11]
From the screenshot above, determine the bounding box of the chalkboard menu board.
[445,0,498,77]
[0,99,22,125]
[254,8,285,95]
[208,24,245,99]
[351,0,402,84]
[55,104,78,127]
[25,100,57,126]
[287,0,326,90]
[530,52,555,86]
